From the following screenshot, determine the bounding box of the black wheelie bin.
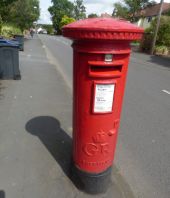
[0,39,21,80]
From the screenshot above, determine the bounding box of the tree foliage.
[112,3,129,20]
[0,0,40,32]
[59,15,75,30]
[0,0,18,21]
[1,24,22,38]
[48,0,74,34]
[8,0,40,31]
[88,13,98,18]
[48,0,86,34]
[147,16,170,46]
[165,9,170,16]
[74,0,86,20]
[0,15,2,34]
[113,0,156,22]
[41,24,54,35]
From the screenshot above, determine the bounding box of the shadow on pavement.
[149,55,170,69]
[0,190,5,198]
[25,116,134,196]
[25,116,72,178]
[25,116,90,192]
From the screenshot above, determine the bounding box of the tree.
[9,0,40,31]
[113,0,156,22]
[0,0,18,22]
[48,0,74,34]
[88,13,98,18]
[112,3,129,20]
[59,15,75,30]
[73,0,86,20]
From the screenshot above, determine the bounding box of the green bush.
[156,16,170,46]
[140,16,170,53]
[1,24,22,38]
[0,15,2,34]
[147,16,170,46]
[140,32,153,52]
[42,24,54,35]
[155,45,169,55]
[59,15,75,31]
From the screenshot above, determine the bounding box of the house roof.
[137,3,170,17]
[101,13,112,18]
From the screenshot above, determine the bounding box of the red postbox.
[62,18,143,194]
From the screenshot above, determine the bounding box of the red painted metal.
[62,18,143,174]
[62,18,143,40]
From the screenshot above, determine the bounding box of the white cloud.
[83,0,114,4]
[38,0,52,24]
[155,0,170,2]
[38,10,52,24]
[39,0,170,24]
[85,3,113,15]
[70,0,115,15]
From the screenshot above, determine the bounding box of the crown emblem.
[93,131,107,144]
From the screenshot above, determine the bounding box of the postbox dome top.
[62,18,144,41]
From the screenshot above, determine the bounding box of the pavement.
[0,35,135,198]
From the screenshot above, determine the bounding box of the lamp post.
[33,6,38,33]
[150,0,164,55]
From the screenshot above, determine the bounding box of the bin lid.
[62,18,144,41]
[11,38,20,45]
[0,39,19,48]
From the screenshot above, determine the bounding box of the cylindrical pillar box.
[62,18,143,194]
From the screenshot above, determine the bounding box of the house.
[101,13,112,18]
[136,3,170,29]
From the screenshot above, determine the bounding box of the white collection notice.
[94,84,115,113]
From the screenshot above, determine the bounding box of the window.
[147,16,152,22]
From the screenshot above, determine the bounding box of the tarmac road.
[39,34,170,198]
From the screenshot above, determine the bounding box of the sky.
[38,0,170,24]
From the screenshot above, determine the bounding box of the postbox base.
[71,164,112,194]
